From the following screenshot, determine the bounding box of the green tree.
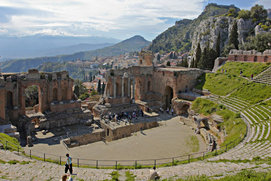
[207,48,217,70]
[238,9,251,19]
[227,7,238,17]
[97,80,101,94]
[190,58,195,68]
[157,54,161,62]
[216,32,221,57]
[180,58,188,67]
[89,72,92,82]
[195,43,201,68]
[250,4,267,23]
[101,82,106,94]
[242,33,271,52]
[229,21,239,49]
[198,47,207,69]
[74,79,88,99]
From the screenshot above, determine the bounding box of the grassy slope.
[0,133,20,150]
[196,62,271,104]
[218,61,270,78]
[192,98,246,147]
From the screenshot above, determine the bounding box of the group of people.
[61,154,160,180]
[103,109,145,122]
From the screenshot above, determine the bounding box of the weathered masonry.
[95,51,204,114]
[0,69,77,125]
[228,49,271,63]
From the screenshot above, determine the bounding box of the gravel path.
[1,149,271,181]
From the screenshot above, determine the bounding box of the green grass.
[195,73,247,96]
[196,64,271,104]
[217,61,270,78]
[191,98,246,148]
[230,82,271,104]
[125,171,136,181]
[186,135,200,152]
[0,133,21,151]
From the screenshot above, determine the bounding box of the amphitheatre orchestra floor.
[26,115,206,161]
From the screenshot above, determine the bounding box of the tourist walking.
[65,154,73,175]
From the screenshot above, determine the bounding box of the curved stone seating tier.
[255,106,270,119]
[265,123,271,139]
[243,110,258,124]
[251,108,267,120]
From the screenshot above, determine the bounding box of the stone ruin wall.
[103,66,204,111]
[64,120,159,147]
[0,69,80,127]
[228,49,271,63]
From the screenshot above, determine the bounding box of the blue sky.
[0,0,270,41]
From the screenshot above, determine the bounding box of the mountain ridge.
[1,35,150,73]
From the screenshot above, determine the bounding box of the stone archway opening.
[53,88,58,101]
[6,91,13,109]
[24,85,40,114]
[164,86,173,109]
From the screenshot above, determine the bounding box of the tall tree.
[229,21,239,50]
[216,32,221,57]
[195,43,201,68]
[198,47,207,69]
[250,4,267,23]
[97,80,101,94]
[101,82,106,94]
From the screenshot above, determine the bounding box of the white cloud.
[0,0,204,39]
[255,0,271,9]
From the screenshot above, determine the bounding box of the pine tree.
[101,82,106,94]
[198,47,207,69]
[229,21,239,49]
[195,43,201,68]
[97,80,101,94]
[216,32,221,57]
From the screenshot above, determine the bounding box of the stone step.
[259,124,265,140]
[223,98,249,108]
[241,112,253,125]
[252,125,260,142]
[243,110,257,124]
[265,123,271,139]
[246,109,261,123]
[255,106,271,119]
[246,126,255,143]
[251,107,268,120]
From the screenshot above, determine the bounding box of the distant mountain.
[1,35,150,73]
[149,3,240,53]
[0,35,119,59]
[43,43,114,56]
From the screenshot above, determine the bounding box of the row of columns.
[111,76,135,99]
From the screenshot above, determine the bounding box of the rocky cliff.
[191,16,255,55]
[148,3,240,53]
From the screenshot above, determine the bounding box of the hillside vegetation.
[196,62,271,104]
[149,4,239,53]
[0,133,21,151]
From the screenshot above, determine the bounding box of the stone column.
[121,77,124,97]
[132,78,135,99]
[113,77,116,98]
[128,78,131,98]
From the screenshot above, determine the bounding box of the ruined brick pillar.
[128,78,131,98]
[113,77,116,98]
[121,77,124,97]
